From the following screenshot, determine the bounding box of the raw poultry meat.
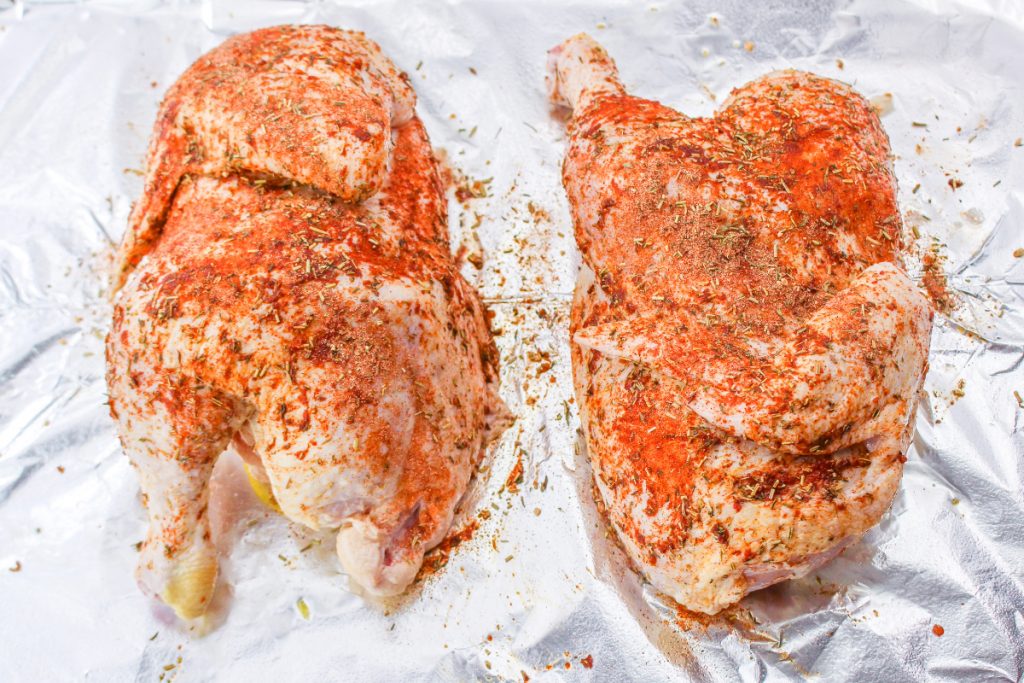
[548,34,932,614]
[107,26,506,619]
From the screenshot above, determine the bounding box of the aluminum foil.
[1,0,1022,680]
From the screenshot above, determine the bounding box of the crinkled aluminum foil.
[1,0,1022,680]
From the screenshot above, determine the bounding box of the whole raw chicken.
[107,26,506,620]
[548,34,932,614]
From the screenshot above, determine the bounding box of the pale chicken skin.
[548,34,932,614]
[107,26,505,620]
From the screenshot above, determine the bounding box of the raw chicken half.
[548,34,932,614]
[107,25,506,620]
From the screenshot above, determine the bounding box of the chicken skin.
[107,26,505,620]
[548,34,932,614]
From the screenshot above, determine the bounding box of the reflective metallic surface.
[1,1,1021,680]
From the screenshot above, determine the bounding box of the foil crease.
[1,0,1022,680]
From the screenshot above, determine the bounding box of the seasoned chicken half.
[107,25,506,620]
[548,34,932,614]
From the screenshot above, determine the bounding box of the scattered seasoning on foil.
[504,452,525,494]
[922,245,954,313]
[932,624,945,637]
[581,654,594,669]
[8,560,21,572]
[296,597,310,620]
[951,379,966,401]
[421,519,480,576]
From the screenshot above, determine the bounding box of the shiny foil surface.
[1,0,1022,680]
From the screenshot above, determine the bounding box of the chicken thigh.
[548,34,932,614]
[107,26,505,620]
